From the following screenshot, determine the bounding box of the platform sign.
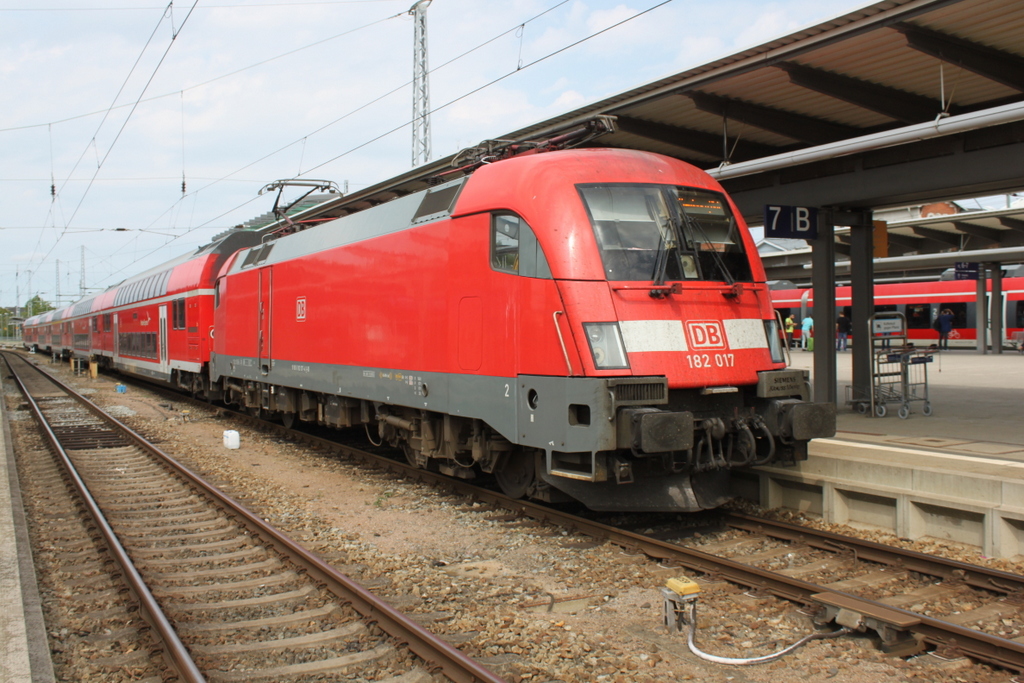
[764,205,818,239]
[954,262,979,280]
[872,318,904,335]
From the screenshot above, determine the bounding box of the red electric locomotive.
[209,147,834,511]
[24,146,834,512]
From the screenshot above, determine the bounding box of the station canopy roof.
[245,0,1024,267]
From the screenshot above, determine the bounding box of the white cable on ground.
[684,601,851,666]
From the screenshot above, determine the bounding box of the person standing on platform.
[937,308,955,350]
[784,314,796,349]
[801,316,814,351]
[836,311,852,351]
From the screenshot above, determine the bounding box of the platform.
[0,367,55,682]
[750,349,1024,559]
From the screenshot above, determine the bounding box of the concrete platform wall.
[748,440,1024,559]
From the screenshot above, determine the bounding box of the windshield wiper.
[646,195,675,287]
[679,210,736,286]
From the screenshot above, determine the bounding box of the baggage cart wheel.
[922,402,933,417]
[875,404,887,418]
[857,402,868,415]
[898,405,910,420]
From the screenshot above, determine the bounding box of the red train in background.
[770,275,1024,348]
[23,145,835,512]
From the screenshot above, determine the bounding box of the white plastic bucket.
[223,430,240,450]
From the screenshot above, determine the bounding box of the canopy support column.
[812,215,836,404]
[976,268,988,354]
[849,213,875,407]
[990,263,1003,354]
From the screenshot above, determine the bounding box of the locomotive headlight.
[764,320,785,364]
[583,322,630,370]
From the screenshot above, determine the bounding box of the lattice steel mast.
[410,0,432,167]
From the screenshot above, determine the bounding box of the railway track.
[18,352,1024,677]
[2,351,503,683]
[111,365,1024,675]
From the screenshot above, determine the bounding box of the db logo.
[686,321,726,349]
[296,297,307,322]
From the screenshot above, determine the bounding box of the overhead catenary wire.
[180,0,573,203]
[35,1,200,275]
[89,0,583,282]
[0,10,407,134]
[301,0,675,175]
[95,0,671,289]
[22,0,669,297]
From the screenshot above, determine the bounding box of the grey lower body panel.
[539,468,732,512]
[114,358,172,383]
[210,353,631,453]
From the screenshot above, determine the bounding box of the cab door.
[258,267,273,375]
[186,298,201,363]
[159,305,169,375]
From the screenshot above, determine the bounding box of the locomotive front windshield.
[579,184,753,283]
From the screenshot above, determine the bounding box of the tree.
[23,295,54,317]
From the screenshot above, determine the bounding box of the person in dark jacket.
[836,312,852,351]
[937,308,955,350]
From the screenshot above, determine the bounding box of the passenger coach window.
[172,298,186,330]
[905,303,931,329]
[490,214,551,279]
[939,302,967,330]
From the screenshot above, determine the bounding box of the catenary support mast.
[410,0,432,167]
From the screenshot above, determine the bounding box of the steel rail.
[1,353,207,683]
[287,435,1024,672]
[2,353,504,683]
[724,512,1024,594]
[85,367,1024,673]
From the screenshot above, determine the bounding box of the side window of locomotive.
[490,214,552,279]
[492,215,520,273]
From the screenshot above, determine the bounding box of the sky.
[1,0,901,309]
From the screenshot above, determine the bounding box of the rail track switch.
[661,577,700,632]
[812,592,923,656]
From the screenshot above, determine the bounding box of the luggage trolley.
[849,312,935,418]
[847,312,908,417]
[897,348,934,419]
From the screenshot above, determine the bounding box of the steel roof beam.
[886,232,927,248]
[896,23,1024,92]
[777,62,958,124]
[998,216,1024,233]
[912,225,963,245]
[686,92,864,145]
[951,221,1002,242]
[614,115,785,161]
